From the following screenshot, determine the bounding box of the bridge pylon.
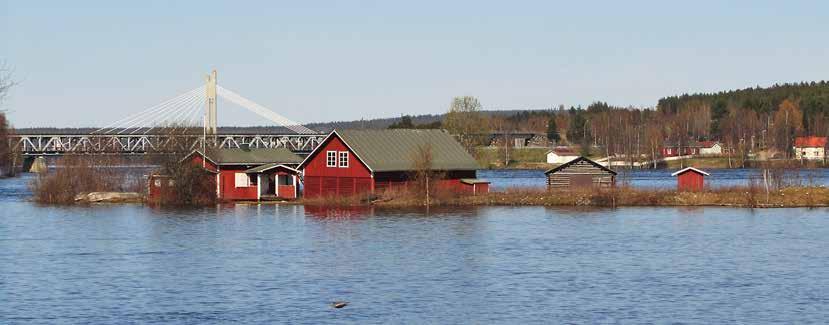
[205,70,218,137]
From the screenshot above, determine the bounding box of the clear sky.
[1,0,828,128]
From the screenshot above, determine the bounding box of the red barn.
[148,147,303,201]
[672,167,709,191]
[298,129,488,198]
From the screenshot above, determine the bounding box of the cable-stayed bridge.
[11,71,326,155]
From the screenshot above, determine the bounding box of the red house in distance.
[672,167,710,191]
[298,129,488,198]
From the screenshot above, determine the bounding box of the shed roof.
[190,148,302,165]
[244,163,300,174]
[308,129,481,172]
[671,167,710,177]
[664,140,721,149]
[460,178,490,185]
[544,156,617,175]
[698,141,720,148]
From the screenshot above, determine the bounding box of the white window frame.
[235,173,250,187]
[326,151,337,167]
[339,151,349,168]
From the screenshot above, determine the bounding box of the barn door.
[571,175,594,188]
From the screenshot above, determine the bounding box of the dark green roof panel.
[337,129,480,172]
[204,148,302,165]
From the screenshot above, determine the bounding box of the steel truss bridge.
[18,70,326,156]
[11,133,326,156]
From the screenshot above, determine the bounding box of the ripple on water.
[1,176,829,323]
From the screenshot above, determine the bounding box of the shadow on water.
[303,204,490,219]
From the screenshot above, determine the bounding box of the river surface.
[2,174,829,324]
[480,168,829,190]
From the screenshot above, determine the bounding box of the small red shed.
[672,167,709,191]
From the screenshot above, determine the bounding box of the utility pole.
[785,110,789,159]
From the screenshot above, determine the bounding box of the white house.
[794,136,827,160]
[546,147,579,164]
[699,141,723,156]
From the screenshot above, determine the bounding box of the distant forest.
[658,81,829,136]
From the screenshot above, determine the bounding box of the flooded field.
[2,175,828,323]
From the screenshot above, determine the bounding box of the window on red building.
[326,151,337,167]
[339,152,349,168]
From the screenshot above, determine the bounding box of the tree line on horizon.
[4,71,829,167]
[427,81,829,165]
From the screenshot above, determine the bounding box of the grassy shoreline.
[290,186,829,209]
[46,186,829,208]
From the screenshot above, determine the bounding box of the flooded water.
[2,174,829,324]
[481,168,829,190]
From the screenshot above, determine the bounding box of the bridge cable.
[93,86,204,134]
[142,96,202,135]
[103,87,203,134]
[119,90,203,134]
[154,96,205,135]
[131,91,203,134]
[216,86,316,134]
[123,90,203,134]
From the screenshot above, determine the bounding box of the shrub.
[30,156,140,204]
[154,157,217,206]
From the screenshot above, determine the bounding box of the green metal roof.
[244,163,299,174]
[336,129,481,172]
[202,148,302,165]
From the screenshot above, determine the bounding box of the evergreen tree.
[546,117,560,142]
[388,115,415,129]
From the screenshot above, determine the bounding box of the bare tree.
[0,61,15,104]
[151,125,217,205]
[410,143,436,206]
[773,98,804,157]
[0,62,18,176]
[443,96,488,152]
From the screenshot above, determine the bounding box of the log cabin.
[545,156,616,189]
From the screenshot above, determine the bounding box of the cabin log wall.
[546,160,615,189]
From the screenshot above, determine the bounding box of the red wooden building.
[298,129,488,198]
[793,136,827,160]
[671,167,709,191]
[149,147,303,202]
[661,141,722,157]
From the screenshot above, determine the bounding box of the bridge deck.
[10,133,326,155]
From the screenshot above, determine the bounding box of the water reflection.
[2,176,829,323]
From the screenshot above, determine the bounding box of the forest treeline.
[432,82,829,163]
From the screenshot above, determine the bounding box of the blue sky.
[2,0,828,127]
